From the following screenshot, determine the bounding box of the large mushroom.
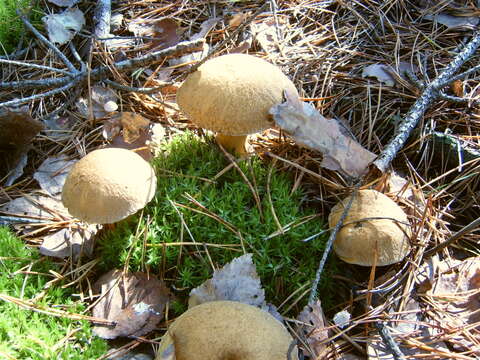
[176,53,299,155]
[62,148,157,224]
[328,189,411,266]
[156,301,298,360]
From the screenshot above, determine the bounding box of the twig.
[94,0,111,39]
[18,12,77,74]
[0,59,71,75]
[308,183,359,305]
[187,2,269,74]
[0,80,79,108]
[444,63,480,84]
[103,79,173,94]
[424,216,480,258]
[375,321,405,360]
[0,39,204,91]
[373,30,480,172]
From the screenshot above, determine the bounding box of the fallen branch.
[373,30,480,172]
[308,183,359,305]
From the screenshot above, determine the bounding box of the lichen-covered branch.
[373,30,480,172]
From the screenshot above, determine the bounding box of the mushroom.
[156,301,298,360]
[176,53,299,155]
[62,148,157,224]
[328,189,411,266]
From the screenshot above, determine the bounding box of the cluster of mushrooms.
[61,54,411,360]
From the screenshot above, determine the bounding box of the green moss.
[99,133,337,314]
[0,227,107,359]
[0,0,39,54]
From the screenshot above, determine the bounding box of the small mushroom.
[328,189,411,266]
[156,301,298,360]
[176,54,299,155]
[62,148,157,224]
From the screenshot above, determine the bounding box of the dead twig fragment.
[373,30,480,172]
[94,0,111,39]
[308,183,359,305]
[424,216,480,258]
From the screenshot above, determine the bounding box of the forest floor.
[0,1,479,359]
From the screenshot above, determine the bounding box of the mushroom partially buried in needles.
[328,189,411,266]
[156,301,298,360]
[176,54,299,155]
[62,148,157,224]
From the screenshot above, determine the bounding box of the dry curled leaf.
[0,106,44,185]
[128,18,181,51]
[42,7,85,45]
[251,17,287,54]
[424,13,480,29]
[92,270,170,339]
[33,156,76,197]
[271,89,377,178]
[0,194,69,222]
[103,112,165,161]
[297,300,330,359]
[188,253,266,309]
[40,224,99,259]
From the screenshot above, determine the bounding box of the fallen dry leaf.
[33,156,76,198]
[271,89,377,178]
[128,18,181,51]
[92,270,170,339]
[188,253,266,309]
[229,12,250,28]
[0,106,44,185]
[297,300,330,359]
[251,17,287,54]
[424,13,480,29]
[47,0,79,6]
[361,62,417,87]
[451,80,464,97]
[43,115,78,140]
[0,194,69,222]
[103,112,165,161]
[40,224,98,259]
[42,7,85,45]
[362,64,395,87]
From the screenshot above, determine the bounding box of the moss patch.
[0,0,38,54]
[98,133,336,314]
[0,227,107,359]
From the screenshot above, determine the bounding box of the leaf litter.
[92,270,170,339]
[188,253,266,309]
[33,156,76,198]
[42,7,85,45]
[188,253,284,321]
[270,89,377,178]
[296,300,331,359]
[103,112,165,161]
[0,106,44,186]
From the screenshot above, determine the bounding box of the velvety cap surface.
[62,148,157,224]
[177,54,299,135]
[157,300,298,360]
[328,189,411,266]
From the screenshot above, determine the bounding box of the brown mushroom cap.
[62,148,157,224]
[157,301,298,360]
[328,189,411,266]
[176,54,299,136]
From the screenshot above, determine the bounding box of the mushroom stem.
[215,134,248,155]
